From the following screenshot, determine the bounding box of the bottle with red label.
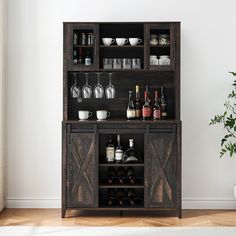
[160,86,167,119]
[142,91,151,120]
[153,90,161,120]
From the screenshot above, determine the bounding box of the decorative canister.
[159,55,170,65]
[150,55,159,66]
[150,34,158,46]
[159,34,170,46]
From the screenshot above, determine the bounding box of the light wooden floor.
[0,209,236,227]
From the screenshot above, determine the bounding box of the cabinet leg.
[61,208,66,218]
[120,210,123,217]
[177,209,182,219]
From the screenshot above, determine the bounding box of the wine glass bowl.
[70,73,81,100]
[105,73,115,99]
[82,73,92,99]
[94,73,104,99]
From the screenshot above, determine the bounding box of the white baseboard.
[5,198,61,208]
[5,197,236,209]
[182,198,236,209]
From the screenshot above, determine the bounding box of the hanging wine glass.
[82,73,92,99]
[70,73,82,103]
[94,72,104,98]
[70,73,81,98]
[105,73,115,99]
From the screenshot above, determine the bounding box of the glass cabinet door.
[66,23,99,71]
[145,23,176,71]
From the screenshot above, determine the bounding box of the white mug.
[102,38,115,46]
[96,110,110,120]
[116,38,128,46]
[78,110,92,120]
[129,38,142,46]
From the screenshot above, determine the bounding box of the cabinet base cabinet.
[62,122,181,218]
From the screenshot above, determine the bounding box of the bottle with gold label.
[106,136,115,163]
[115,135,123,163]
[127,91,135,120]
[134,85,142,119]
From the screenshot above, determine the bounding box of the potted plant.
[210,72,236,157]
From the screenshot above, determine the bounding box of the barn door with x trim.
[144,132,177,208]
[67,133,98,208]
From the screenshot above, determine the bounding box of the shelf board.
[99,163,144,167]
[63,119,179,124]
[150,45,170,48]
[99,185,144,189]
[73,45,94,48]
[68,68,175,72]
[100,45,144,48]
[100,69,144,72]
[149,65,173,71]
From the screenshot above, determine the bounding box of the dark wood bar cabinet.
[62,22,181,218]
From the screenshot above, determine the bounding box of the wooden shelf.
[99,163,144,167]
[150,45,170,48]
[69,68,174,72]
[100,45,144,48]
[149,65,173,71]
[73,45,94,48]
[100,69,144,72]
[63,119,179,124]
[99,185,144,189]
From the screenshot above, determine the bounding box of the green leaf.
[229,72,236,76]
[210,72,236,158]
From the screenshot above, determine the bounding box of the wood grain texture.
[1,209,236,227]
[67,133,98,208]
[62,22,181,218]
[144,132,176,208]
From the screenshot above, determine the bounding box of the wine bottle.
[117,189,125,206]
[117,167,125,184]
[78,48,83,64]
[160,86,167,119]
[123,139,140,163]
[145,85,151,103]
[153,90,161,120]
[108,189,116,206]
[106,136,115,163]
[127,167,136,184]
[115,135,123,163]
[85,50,92,66]
[134,85,142,119]
[73,33,78,45]
[107,167,115,184]
[127,189,135,205]
[142,91,151,120]
[73,49,78,64]
[127,91,136,120]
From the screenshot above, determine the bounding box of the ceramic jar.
[159,34,170,46]
[159,55,170,65]
[150,34,158,46]
[150,55,159,66]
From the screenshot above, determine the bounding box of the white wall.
[6,0,236,208]
[0,0,6,212]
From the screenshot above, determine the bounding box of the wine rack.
[98,133,144,208]
[62,22,181,218]
[99,188,144,208]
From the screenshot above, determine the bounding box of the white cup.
[102,38,115,46]
[116,38,128,46]
[78,110,92,120]
[129,38,142,46]
[96,110,110,120]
